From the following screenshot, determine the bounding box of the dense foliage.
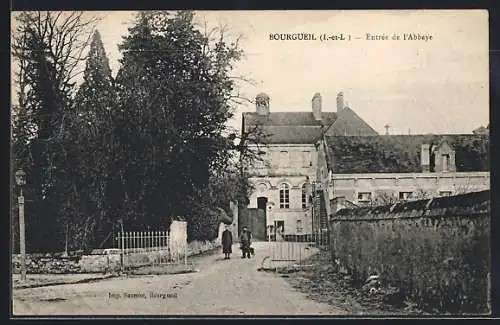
[11,12,101,252]
[11,11,257,251]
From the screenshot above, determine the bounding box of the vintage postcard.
[10,10,490,317]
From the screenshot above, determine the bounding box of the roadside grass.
[270,249,431,316]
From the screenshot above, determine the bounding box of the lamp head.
[15,170,26,186]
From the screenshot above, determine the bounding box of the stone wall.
[330,190,490,314]
[79,253,121,273]
[12,252,122,274]
[12,221,226,274]
[12,254,82,274]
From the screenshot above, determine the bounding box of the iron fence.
[116,230,187,271]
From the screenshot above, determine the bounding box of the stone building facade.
[241,91,490,238]
[241,92,376,237]
[316,134,490,217]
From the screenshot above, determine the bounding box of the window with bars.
[279,183,290,209]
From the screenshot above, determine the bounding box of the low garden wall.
[12,254,82,274]
[329,190,490,314]
[13,240,223,274]
[13,223,226,275]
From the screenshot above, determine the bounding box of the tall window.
[296,220,303,233]
[301,183,308,209]
[279,151,289,167]
[302,151,311,167]
[442,154,450,172]
[279,183,290,209]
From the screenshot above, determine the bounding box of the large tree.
[113,11,246,238]
[64,30,118,251]
[11,11,99,252]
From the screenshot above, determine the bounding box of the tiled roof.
[242,111,337,144]
[258,125,323,144]
[325,134,489,173]
[326,107,378,136]
[243,111,337,127]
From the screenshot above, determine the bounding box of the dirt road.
[12,242,347,316]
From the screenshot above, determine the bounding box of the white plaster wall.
[247,175,313,235]
[248,144,317,178]
[331,172,490,204]
[268,209,311,235]
[248,175,310,208]
[244,143,317,236]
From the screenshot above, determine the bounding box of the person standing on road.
[239,226,252,259]
[222,224,233,259]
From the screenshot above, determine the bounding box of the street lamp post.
[15,169,26,281]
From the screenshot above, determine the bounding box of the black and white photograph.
[10,9,490,316]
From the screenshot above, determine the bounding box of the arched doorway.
[257,197,268,211]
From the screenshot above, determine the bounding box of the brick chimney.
[312,93,322,120]
[421,144,430,172]
[255,92,270,116]
[336,92,344,112]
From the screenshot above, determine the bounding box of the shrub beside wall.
[187,207,231,242]
[330,190,490,314]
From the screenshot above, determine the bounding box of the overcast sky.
[13,10,489,135]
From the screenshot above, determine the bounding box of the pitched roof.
[242,111,337,144]
[324,134,489,173]
[325,107,378,136]
[243,111,337,127]
[258,125,324,144]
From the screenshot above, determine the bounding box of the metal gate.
[116,230,188,271]
[267,232,325,267]
[265,228,330,268]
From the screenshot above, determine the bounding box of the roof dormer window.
[432,139,456,173]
